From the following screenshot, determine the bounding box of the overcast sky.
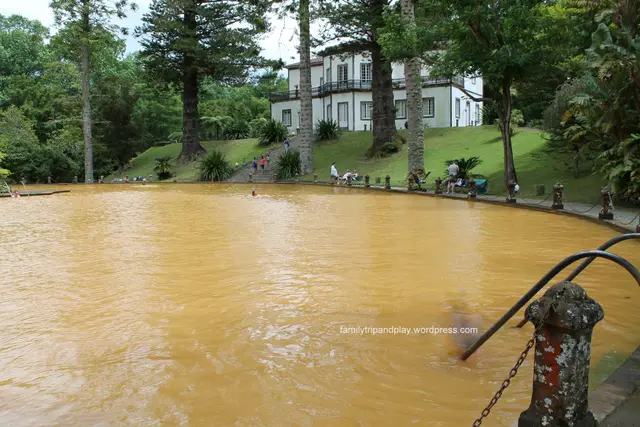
[0,0,304,64]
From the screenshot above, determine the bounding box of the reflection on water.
[1,184,639,426]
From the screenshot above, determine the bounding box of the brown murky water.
[1,184,639,426]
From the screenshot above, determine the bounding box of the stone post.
[72,176,78,184]
[47,176,52,184]
[314,174,318,183]
[148,174,153,182]
[384,175,391,190]
[598,187,614,220]
[364,175,370,187]
[518,281,603,427]
[407,175,415,192]
[467,178,477,199]
[507,180,517,203]
[99,175,104,184]
[552,182,564,210]
[249,173,253,183]
[347,175,352,186]
[435,177,443,194]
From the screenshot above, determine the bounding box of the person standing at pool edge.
[330,162,339,183]
[447,160,459,193]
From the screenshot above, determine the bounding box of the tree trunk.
[298,0,313,174]
[370,41,397,154]
[500,74,518,187]
[401,0,424,173]
[81,8,93,183]
[180,2,205,160]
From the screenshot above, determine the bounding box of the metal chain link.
[520,193,554,206]
[471,302,554,426]
[616,211,640,226]
[566,202,600,214]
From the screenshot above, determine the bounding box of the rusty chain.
[471,302,555,426]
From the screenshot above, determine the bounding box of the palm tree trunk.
[81,6,93,183]
[370,41,397,153]
[500,74,517,186]
[298,0,313,174]
[180,0,205,160]
[401,0,424,174]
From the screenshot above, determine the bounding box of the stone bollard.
[99,175,104,184]
[636,214,640,233]
[72,176,78,184]
[519,281,603,427]
[148,174,153,182]
[407,175,415,192]
[507,180,517,203]
[467,178,477,199]
[47,176,52,184]
[314,174,318,183]
[435,177,443,194]
[364,175,370,187]
[384,175,391,190]
[598,187,614,220]
[347,175,352,186]
[249,173,253,183]
[552,182,564,210]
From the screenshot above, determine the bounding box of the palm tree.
[201,115,233,140]
[401,0,424,176]
[154,156,174,180]
[298,0,313,173]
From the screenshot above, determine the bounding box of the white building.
[269,51,484,133]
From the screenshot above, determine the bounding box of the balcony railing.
[269,76,465,102]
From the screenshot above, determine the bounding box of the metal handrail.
[460,247,640,360]
[514,233,640,328]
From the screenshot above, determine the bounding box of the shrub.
[275,150,301,180]
[199,150,233,181]
[249,118,268,138]
[223,119,250,140]
[314,119,339,141]
[259,119,288,146]
[380,139,403,155]
[154,156,173,180]
[168,131,183,143]
[443,157,483,179]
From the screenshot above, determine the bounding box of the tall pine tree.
[137,0,275,160]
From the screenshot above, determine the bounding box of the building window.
[395,100,407,119]
[360,63,372,82]
[282,109,292,127]
[327,104,332,120]
[455,98,461,118]
[471,76,476,84]
[422,97,435,117]
[475,104,481,125]
[337,64,348,83]
[326,67,331,83]
[360,101,373,120]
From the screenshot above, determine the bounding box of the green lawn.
[109,139,269,181]
[304,126,606,203]
[120,127,606,203]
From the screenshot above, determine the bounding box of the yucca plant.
[259,119,288,146]
[168,131,183,143]
[443,157,483,179]
[223,119,250,140]
[275,150,301,180]
[314,119,340,141]
[153,156,174,180]
[199,150,233,181]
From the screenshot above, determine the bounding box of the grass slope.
[111,139,268,181]
[121,127,605,203]
[305,126,605,203]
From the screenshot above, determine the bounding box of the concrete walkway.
[226,137,300,183]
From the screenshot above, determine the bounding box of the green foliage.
[315,119,340,141]
[380,139,402,155]
[199,149,232,181]
[259,119,288,146]
[275,150,301,180]
[444,157,483,179]
[223,119,250,140]
[249,117,268,138]
[153,155,173,180]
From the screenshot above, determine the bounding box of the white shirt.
[448,164,459,176]
[342,172,352,180]
[331,165,338,177]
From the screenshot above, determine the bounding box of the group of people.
[251,154,270,174]
[330,163,359,184]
